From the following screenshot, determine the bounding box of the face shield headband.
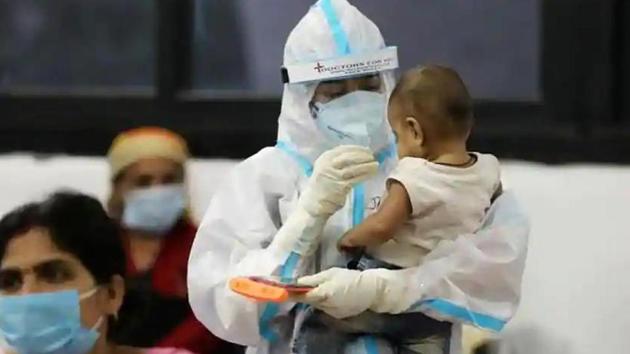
[281,46,399,84]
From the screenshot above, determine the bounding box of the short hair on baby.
[391,65,474,139]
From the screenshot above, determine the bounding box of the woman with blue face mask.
[106,127,190,239]
[106,128,236,354]
[0,191,196,354]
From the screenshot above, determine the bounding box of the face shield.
[276,0,399,161]
[284,46,399,147]
[281,47,399,86]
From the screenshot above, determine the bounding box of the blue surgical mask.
[312,90,387,148]
[122,184,186,235]
[0,288,103,354]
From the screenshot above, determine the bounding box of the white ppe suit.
[187,1,529,354]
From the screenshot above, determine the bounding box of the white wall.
[0,154,628,354]
[499,162,630,354]
[0,155,237,224]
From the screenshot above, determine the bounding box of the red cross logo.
[314,62,325,73]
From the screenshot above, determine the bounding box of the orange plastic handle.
[229,277,290,303]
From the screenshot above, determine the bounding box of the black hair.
[0,191,126,286]
[391,64,474,138]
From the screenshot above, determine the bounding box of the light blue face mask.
[312,90,387,148]
[0,289,103,354]
[122,184,186,235]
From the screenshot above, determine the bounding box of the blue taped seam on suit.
[375,143,397,164]
[280,251,301,283]
[276,140,314,176]
[272,142,388,351]
[352,183,365,227]
[275,141,384,352]
[318,0,351,55]
[259,303,280,342]
[259,142,313,342]
[363,336,379,354]
[421,298,506,332]
[259,251,302,342]
[351,183,379,353]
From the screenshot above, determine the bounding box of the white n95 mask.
[312,90,387,148]
[122,184,186,235]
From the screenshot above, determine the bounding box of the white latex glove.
[300,145,379,217]
[295,267,419,319]
[269,146,378,256]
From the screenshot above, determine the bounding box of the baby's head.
[388,65,473,159]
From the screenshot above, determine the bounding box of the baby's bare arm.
[338,181,412,249]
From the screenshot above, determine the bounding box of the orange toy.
[229,276,312,303]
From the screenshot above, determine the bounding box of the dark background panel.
[621,0,630,123]
[0,0,629,163]
[190,0,248,90]
[0,0,155,89]
[225,0,540,99]
[542,0,616,131]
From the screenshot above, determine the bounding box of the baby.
[294,65,501,354]
[339,64,501,270]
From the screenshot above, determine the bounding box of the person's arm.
[406,191,529,331]
[298,191,529,332]
[338,181,411,250]
[188,146,377,346]
[188,153,288,347]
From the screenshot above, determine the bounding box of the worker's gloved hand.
[300,145,378,217]
[295,267,418,319]
[269,146,378,256]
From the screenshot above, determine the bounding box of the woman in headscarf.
[107,127,238,354]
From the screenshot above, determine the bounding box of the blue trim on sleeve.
[363,336,380,354]
[318,0,351,55]
[421,298,507,332]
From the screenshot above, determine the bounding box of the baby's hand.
[337,234,359,253]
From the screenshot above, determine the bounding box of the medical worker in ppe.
[187,1,529,354]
